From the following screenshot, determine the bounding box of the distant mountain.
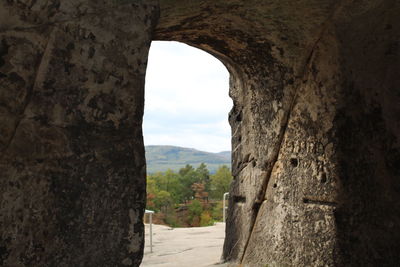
[215,151,231,161]
[145,145,231,174]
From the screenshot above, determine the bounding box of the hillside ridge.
[145,145,231,173]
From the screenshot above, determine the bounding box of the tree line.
[146,163,232,227]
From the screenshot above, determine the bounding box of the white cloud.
[144,41,232,152]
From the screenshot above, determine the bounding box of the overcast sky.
[143,41,232,153]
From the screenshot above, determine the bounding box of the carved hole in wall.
[233,195,246,203]
[290,158,299,167]
[320,172,327,183]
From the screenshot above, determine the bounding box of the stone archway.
[153,1,400,266]
[0,1,399,266]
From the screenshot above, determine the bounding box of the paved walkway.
[141,223,227,267]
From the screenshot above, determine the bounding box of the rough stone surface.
[1,0,400,266]
[0,1,158,266]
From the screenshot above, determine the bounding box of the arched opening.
[141,41,233,266]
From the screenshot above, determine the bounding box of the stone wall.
[0,1,158,266]
[1,0,399,266]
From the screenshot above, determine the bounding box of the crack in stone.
[239,1,347,262]
[239,82,299,263]
[239,46,316,263]
[0,27,56,156]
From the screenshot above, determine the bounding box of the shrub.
[211,201,223,221]
[200,211,213,226]
[188,200,203,226]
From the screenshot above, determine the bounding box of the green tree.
[146,176,158,210]
[179,164,195,176]
[196,163,211,191]
[150,170,171,192]
[146,164,232,227]
[163,169,183,203]
[210,165,232,199]
[153,190,173,213]
[211,201,224,221]
[146,176,158,195]
[147,170,184,203]
[178,165,198,202]
[188,199,203,226]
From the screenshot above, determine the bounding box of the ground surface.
[141,223,227,267]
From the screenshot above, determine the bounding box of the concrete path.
[141,223,227,267]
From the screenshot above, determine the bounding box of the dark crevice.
[252,202,261,213]
[0,39,10,68]
[233,195,246,203]
[235,156,256,176]
[236,110,242,122]
[0,244,10,266]
[320,172,328,183]
[290,158,299,167]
